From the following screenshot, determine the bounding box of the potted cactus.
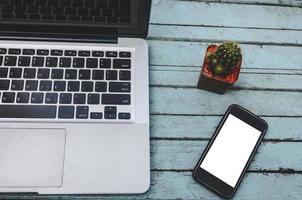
[197,41,242,94]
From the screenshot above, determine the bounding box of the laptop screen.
[0,0,151,38]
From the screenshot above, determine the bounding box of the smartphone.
[193,104,268,199]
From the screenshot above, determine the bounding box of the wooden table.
[3,0,302,199]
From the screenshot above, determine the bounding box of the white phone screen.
[200,114,261,187]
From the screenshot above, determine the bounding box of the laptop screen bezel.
[0,0,152,40]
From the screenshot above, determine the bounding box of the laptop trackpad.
[0,128,66,187]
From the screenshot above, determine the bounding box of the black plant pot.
[197,74,234,94]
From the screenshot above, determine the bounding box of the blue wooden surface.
[1,0,302,199]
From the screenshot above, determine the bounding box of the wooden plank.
[151,140,302,170]
[146,172,302,200]
[14,172,302,200]
[151,0,302,30]
[149,68,302,91]
[148,40,302,69]
[150,87,302,116]
[176,0,302,7]
[150,115,302,140]
[148,24,302,45]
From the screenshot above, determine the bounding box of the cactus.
[208,41,242,76]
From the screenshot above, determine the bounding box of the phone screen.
[200,114,262,187]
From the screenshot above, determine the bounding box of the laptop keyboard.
[0,44,134,121]
[0,0,131,24]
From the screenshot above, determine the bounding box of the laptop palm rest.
[0,128,66,188]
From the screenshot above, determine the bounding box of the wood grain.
[176,0,302,7]
[150,115,302,140]
[150,140,302,170]
[148,40,302,69]
[151,0,302,29]
[149,24,302,45]
[150,87,302,116]
[149,68,302,91]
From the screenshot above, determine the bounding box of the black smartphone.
[193,104,268,199]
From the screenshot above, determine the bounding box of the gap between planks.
[150,22,302,32]
[147,36,302,48]
[172,0,302,8]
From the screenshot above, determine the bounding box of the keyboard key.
[76,106,89,119]
[18,56,31,66]
[0,48,7,54]
[16,92,30,103]
[0,56,3,65]
[58,106,74,119]
[65,69,77,79]
[94,16,106,22]
[59,57,71,67]
[39,80,52,91]
[11,80,24,90]
[92,70,104,80]
[2,92,15,103]
[81,81,93,92]
[73,58,85,68]
[95,82,107,92]
[109,82,131,92]
[78,51,90,57]
[4,56,17,66]
[86,58,98,68]
[104,106,117,119]
[45,93,58,104]
[60,93,72,104]
[32,57,44,67]
[51,69,64,79]
[88,93,100,104]
[67,81,80,91]
[53,81,66,91]
[8,48,21,55]
[119,52,131,58]
[46,57,58,67]
[113,59,131,69]
[0,68,8,78]
[64,50,77,56]
[99,58,111,68]
[23,49,35,55]
[37,49,49,55]
[102,94,130,105]
[106,51,117,57]
[92,51,104,57]
[23,68,36,78]
[10,68,22,78]
[51,50,63,56]
[79,69,91,80]
[73,93,86,104]
[90,8,101,16]
[0,80,10,90]
[25,80,38,91]
[90,112,102,119]
[106,70,117,80]
[31,92,44,103]
[0,105,56,118]
[37,68,50,79]
[118,113,131,119]
[119,70,131,80]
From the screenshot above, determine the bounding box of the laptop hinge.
[0,32,118,44]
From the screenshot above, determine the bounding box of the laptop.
[0,0,151,194]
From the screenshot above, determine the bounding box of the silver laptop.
[0,0,151,194]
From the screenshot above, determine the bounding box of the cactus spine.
[208,41,242,76]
